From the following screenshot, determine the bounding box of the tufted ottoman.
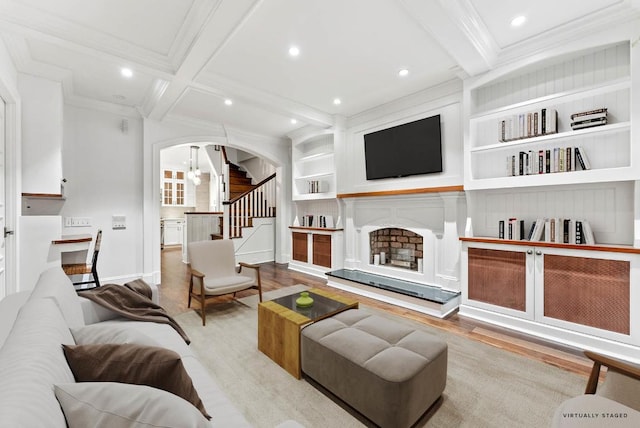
[301,309,447,428]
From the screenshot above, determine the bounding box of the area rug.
[175,286,585,428]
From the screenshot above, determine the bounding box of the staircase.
[224,162,276,239]
[228,163,254,200]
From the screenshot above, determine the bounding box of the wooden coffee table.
[257,288,358,379]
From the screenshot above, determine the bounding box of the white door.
[0,98,6,299]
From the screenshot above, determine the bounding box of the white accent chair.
[187,239,263,325]
[552,351,640,427]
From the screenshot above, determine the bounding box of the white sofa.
[0,266,252,427]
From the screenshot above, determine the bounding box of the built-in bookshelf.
[460,38,640,360]
[464,41,636,247]
[466,42,632,191]
[292,132,336,200]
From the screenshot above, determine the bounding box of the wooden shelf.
[22,193,65,200]
[460,237,640,255]
[338,185,464,199]
[289,226,343,232]
[52,234,92,245]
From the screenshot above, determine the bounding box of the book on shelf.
[575,146,591,170]
[530,218,545,241]
[497,108,558,142]
[571,118,607,130]
[506,146,590,176]
[570,107,608,130]
[582,220,595,245]
[505,218,524,240]
[497,217,594,245]
[575,221,583,244]
[316,215,334,228]
[570,107,607,120]
[307,180,324,194]
[571,113,607,122]
[301,215,314,227]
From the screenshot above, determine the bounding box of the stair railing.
[223,173,276,239]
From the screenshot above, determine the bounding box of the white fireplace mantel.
[340,191,466,292]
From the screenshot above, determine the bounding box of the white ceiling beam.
[146,0,263,121]
[398,0,499,77]
[194,73,334,128]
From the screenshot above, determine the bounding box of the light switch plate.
[112,215,126,230]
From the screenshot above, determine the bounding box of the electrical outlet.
[112,215,126,230]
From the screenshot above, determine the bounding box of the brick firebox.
[369,228,423,271]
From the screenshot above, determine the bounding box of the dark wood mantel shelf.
[22,192,66,200]
[460,236,640,255]
[337,185,464,199]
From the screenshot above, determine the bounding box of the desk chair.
[62,229,102,290]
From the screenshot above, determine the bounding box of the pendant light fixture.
[188,145,202,186]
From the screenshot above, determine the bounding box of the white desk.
[52,234,93,265]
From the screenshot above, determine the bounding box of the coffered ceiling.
[0,0,638,139]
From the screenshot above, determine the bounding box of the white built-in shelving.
[460,37,640,361]
[464,40,638,248]
[466,43,633,191]
[292,131,336,200]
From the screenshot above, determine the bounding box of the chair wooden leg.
[257,276,263,302]
[187,278,193,308]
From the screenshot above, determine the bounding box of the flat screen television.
[364,114,442,180]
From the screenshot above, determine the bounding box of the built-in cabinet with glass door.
[461,37,640,360]
[162,169,185,206]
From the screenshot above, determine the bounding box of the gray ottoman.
[301,309,447,428]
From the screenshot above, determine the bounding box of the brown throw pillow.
[62,343,210,420]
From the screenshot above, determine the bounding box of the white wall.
[61,105,144,283]
[19,74,63,195]
[339,80,464,195]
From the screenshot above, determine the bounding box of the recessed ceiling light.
[224,99,233,106]
[290,118,298,124]
[511,15,526,27]
[398,69,409,77]
[289,46,300,57]
[333,98,342,105]
[120,68,133,78]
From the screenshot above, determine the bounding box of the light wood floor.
[160,246,593,379]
